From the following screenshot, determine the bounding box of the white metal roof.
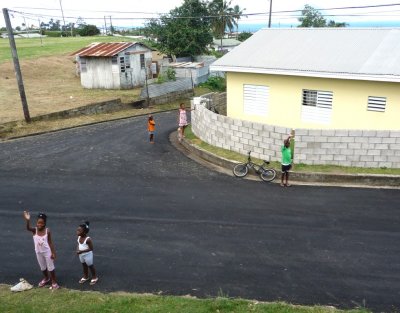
[210,28,400,82]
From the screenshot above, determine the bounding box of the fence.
[191,98,400,168]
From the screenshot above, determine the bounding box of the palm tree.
[232,4,246,39]
[208,0,237,51]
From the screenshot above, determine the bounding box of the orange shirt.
[148,120,155,131]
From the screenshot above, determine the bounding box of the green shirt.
[281,146,292,165]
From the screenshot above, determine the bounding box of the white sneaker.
[10,278,33,292]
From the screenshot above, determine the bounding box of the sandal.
[79,277,90,284]
[38,277,50,287]
[90,277,99,285]
[49,283,60,290]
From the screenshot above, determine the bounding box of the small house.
[210,28,400,131]
[72,42,153,89]
[212,38,241,53]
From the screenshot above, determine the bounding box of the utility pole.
[59,0,66,36]
[38,19,43,46]
[104,16,107,35]
[268,0,273,28]
[23,16,29,38]
[2,8,31,123]
[109,16,113,35]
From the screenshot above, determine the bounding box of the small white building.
[212,38,241,53]
[72,42,153,89]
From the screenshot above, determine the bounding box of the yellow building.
[190,28,400,168]
[211,28,400,131]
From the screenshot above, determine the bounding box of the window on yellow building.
[243,84,269,116]
[301,89,333,124]
[367,96,386,112]
[302,89,332,109]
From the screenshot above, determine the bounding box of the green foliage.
[166,68,176,81]
[238,31,252,42]
[43,31,63,37]
[144,0,213,57]
[327,20,348,27]
[77,24,100,36]
[0,285,369,313]
[199,75,226,92]
[210,49,224,58]
[209,0,235,38]
[156,68,176,84]
[156,74,166,84]
[298,5,347,28]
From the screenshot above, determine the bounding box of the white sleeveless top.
[77,236,90,251]
[33,228,50,253]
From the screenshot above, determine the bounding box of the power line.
[7,2,400,27]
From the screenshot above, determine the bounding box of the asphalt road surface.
[0,111,399,311]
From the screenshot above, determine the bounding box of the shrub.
[166,68,176,81]
[199,76,226,92]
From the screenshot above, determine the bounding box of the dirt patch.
[0,55,141,123]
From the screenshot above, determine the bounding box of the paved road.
[0,111,399,311]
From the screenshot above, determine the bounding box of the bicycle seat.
[264,160,270,164]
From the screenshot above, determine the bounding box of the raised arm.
[23,211,35,233]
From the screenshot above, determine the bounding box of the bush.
[43,31,62,37]
[77,25,100,36]
[199,76,226,92]
[238,32,253,42]
[166,68,176,81]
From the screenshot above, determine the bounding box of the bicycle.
[233,151,277,182]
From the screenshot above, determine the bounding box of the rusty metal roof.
[71,42,136,57]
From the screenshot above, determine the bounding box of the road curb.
[1,109,177,142]
[178,135,400,189]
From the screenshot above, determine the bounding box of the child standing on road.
[76,221,98,285]
[147,115,155,143]
[23,211,60,289]
[177,103,195,142]
[281,135,293,187]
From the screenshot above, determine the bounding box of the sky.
[2,0,400,30]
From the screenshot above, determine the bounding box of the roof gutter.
[210,65,400,83]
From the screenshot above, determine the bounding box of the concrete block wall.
[191,104,400,168]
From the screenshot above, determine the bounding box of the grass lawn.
[0,285,369,313]
[184,126,400,175]
[0,36,139,63]
[0,36,157,123]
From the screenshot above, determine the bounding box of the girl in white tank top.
[76,221,98,285]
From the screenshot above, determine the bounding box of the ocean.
[238,20,400,32]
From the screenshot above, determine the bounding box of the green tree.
[327,20,348,27]
[208,0,237,45]
[77,24,100,36]
[298,4,326,27]
[144,0,212,58]
[232,4,246,38]
[298,4,347,28]
[238,31,252,42]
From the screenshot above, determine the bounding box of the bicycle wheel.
[233,163,249,177]
[260,168,276,182]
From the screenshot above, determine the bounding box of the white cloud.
[2,0,400,28]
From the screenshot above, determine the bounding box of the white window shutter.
[243,84,269,116]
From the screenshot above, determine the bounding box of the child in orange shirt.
[148,115,155,143]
